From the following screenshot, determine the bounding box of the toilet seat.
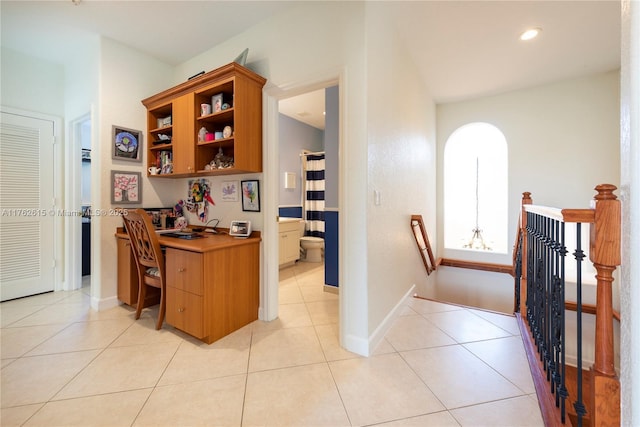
[300,236,323,244]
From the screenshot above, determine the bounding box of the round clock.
[222,125,232,138]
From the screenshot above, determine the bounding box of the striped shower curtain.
[304,153,325,238]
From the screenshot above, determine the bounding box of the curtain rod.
[299,151,325,157]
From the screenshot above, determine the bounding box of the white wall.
[433,71,620,311]
[620,0,639,424]
[365,3,437,345]
[92,37,178,309]
[437,70,620,260]
[0,47,65,117]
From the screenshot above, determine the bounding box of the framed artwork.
[112,125,143,162]
[222,180,239,202]
[241,180,260,212]
[111,170,141,204]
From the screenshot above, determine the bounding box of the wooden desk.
[115,228,261,344]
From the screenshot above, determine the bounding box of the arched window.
[444,122,508,253]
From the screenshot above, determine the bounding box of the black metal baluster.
[535,213,545,359]
[543,216,551,378]
[573,223,586,426]
[526,212,536,346]
[514,228,523,313]
[549,218,558,400]
[558,221,568,424]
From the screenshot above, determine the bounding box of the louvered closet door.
[0,111,55,301]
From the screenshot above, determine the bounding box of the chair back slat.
[122,209,165,276]
[121,208,167,330]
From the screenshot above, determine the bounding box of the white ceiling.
[1,1,621,130]
[279,89,326,130]
[389,1,621,103]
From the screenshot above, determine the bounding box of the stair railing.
[515,184,621,426]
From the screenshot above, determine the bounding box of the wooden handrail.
[436,258,513,275]
[564,301,621,322]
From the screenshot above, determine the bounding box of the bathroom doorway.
[277,84,339,314]
[67,112,92,292]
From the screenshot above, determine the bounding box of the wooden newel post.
[588,184,621,426]
[517,192,532,315]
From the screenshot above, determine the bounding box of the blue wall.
[278,114,323,208]
[279,206,302,218]
[325,210,339,286]
[324,86,339,288]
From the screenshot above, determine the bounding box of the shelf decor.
[241,180,260,212]
[112,125,143,162]
[111,170,141,204]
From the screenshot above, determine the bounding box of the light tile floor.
[1,263,544,426]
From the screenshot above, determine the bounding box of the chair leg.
[135,280,146,320]
[155,289,165,330]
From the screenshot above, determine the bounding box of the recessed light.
[520,28,541,41]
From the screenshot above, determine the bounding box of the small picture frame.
[241,180,260,212]
[211,93,223,113]
[112,125,143,162]
[221,180,239,202]
[111,170,142,204]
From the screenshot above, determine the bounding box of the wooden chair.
[122,208,166,330]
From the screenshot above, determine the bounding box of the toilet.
[299,221,324,262]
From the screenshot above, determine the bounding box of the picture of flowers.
[111,171,141,204]
[112,125,142,162]
[222,180,239,202]
[241,180,260,212]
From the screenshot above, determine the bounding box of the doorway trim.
[262,73,341,324]
[66,112,91,291]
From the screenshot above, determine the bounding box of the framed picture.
[211,93,223,113]
[112,125,143,162]
[241,180,260,212]
[221,180,239,202]
[111,170,142,204]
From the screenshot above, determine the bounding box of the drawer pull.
[178,268,186,272]
[178,307,185,313]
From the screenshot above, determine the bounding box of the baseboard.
[323,284,338,294]
[90,295,119,311]
[343,333,370,357]
[368,284,416,355]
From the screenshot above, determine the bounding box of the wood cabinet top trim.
[142,62,267,109]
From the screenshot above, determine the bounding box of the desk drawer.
[166,286,204,339]
[166,248,203,295]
